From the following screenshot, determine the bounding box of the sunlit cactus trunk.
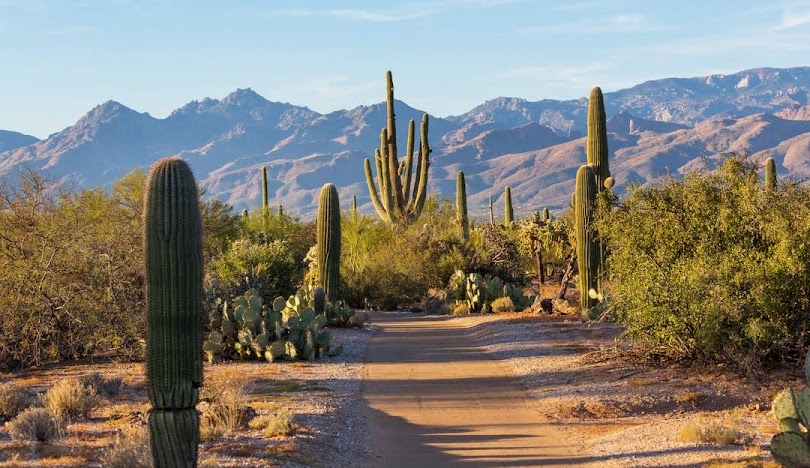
[363,71,431,225]
[456,171,469,241]
[765,157,777,191]
[503,186,514,227]
[586,86,611,290]
[542,207,550,222]
[317,183,341,303]
[575,165,598,317]
[144,158,203,468]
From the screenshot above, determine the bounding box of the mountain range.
[3,66,810,217]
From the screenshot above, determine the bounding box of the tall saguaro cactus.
[503,186,514,227]
[456,171,469,241]
[317,183,341,303]
[261,166,269,217]
[144,158,203,468]
[488,191,494,226]
[587,87,611,192]
[575,165,598,316]
[765,157,777,191]
[542,207,550,222]
[364,71,431,225]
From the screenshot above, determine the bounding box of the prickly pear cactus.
[770,354,810,467]
[466,273,484,312]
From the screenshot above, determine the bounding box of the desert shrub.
[421,288,450,315]
[7,408,64,442]
[200,371,249,439]
[491,296,515,313]
[600,155,810,365]
[249,408,295,437]
[100,424,151,468]
[210,238,298,299]
[0,383,28,419]
[677,413,752,445]
[42,378,99,421]
[0,170,146,369]
[476,224,526,285]
[453,302,471,316]
[340,196,495,309]
[79,373,125,397]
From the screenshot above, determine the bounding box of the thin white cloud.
[326,8,434,22]
[494,63,626,92]
[774,10,810,30]
[518,13,667,35]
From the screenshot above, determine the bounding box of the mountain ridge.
[2,65,810,217]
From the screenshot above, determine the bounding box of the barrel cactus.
[144,158,203,468]
[317,183,341,303]
[770,354,810,466]
[575,164,599,318]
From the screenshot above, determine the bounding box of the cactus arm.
[261,166,269,217]
[411,114,431,218]
[402,119,416,202]
[364,158,390,223]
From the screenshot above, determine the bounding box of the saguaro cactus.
[488,191,494,226]
[765,157,777,191]
[542,207,550,222]
[575,164,599,317]
[317,183,341,303]
[261,166,269,217]
[278,204,283,217]
[456,171,469,241]
[144,158,203,468]
[503,186,514,227]
[351,195,358,219]
[364,71,431,225]
[587,87,611,192]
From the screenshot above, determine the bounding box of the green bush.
[600,155,810,365]
[210,239,298,299]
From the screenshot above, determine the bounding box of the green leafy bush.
[600,155,810,365]
[210,239,298,299]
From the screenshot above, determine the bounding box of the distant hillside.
[2,66,810,217]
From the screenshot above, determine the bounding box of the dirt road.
[361,313,586,467]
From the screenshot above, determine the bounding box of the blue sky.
[2,0,810,138]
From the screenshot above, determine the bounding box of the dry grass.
[42,378,99,421]
[0,383,29,419]
[678,413,753,446]
[452,303,470,316]
[249,408,295,438]
[6,408,65,442]
[200,369,249,440]
[491,297,515,314]
[99,424,150,468]
[79,373,125,397]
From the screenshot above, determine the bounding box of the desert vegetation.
[0,71,805,467]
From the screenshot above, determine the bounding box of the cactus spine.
[144,158,203,468]
[765,157,777,191]
[363,71,431,225]
[503,186,514,227]
[317,184,341,303]
[456,171,469,241]
[575,165,598,317]
[261,166,269,217]
[587,87,611,192]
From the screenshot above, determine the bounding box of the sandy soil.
[457,311,793,468]
[0,326,374,468]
